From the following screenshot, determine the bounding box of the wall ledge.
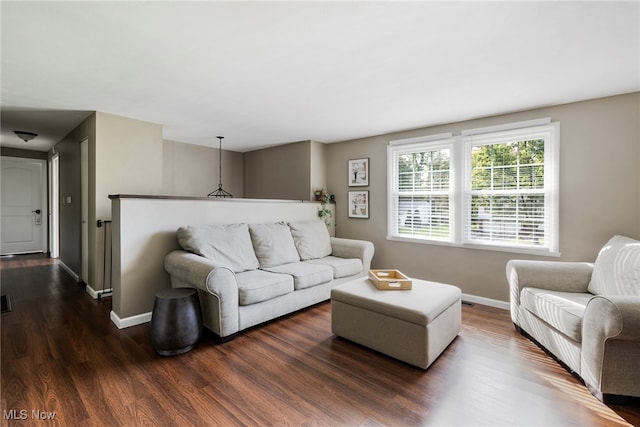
[109,194,321,203]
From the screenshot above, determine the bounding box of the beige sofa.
[507,235,640,402]
[164,219,374,341]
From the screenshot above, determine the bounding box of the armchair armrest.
[506,260,593,325]
[507,260,594,294]
[581,296,640,396]
[164,250,239,336]
[330,237,375,272]
[583,296,640,342]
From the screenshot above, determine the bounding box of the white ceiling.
[1,1,639,153]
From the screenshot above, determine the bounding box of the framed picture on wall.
[348,190,369,219]
[348,158,369,187]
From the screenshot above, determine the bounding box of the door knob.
[33,209,41,214]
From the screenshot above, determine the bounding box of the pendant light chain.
[207,136,233,198]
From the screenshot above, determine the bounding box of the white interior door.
[1,157,48,255]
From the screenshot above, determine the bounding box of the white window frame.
[388,120,560,256]
[387,136,457,243]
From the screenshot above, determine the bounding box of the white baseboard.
[85,285,98,299]
[462,293,509,310]
[58,260,80,282]
[85,285,113,300]
[110,310,152,329]
[105,295,505,330]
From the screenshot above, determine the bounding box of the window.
[388,120,559,255]
[390,141,453,241]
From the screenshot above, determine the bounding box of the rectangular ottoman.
[331,276,461,369]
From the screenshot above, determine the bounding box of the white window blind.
[388,121,559,255]
[388,140,454,242]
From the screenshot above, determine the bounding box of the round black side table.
[150,287,202,356]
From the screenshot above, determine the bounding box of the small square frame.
[348,158,369,187]
[348,190,369,219]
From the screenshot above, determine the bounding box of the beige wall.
[94,112,164,212]
[243,141,313,200]
[53,113,96,276]
[310,141,327,199]
[163,139,243,197]
[33,92,640,309]
[326,93,640,303]
[0,147,48,159]
[91,112,164,293]
[50,112,246,295]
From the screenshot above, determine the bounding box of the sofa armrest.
[330,237,375,272]
[164,250,240,336]
[506,260,594,325]
[581,296,640,396]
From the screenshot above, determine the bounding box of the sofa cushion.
[305,256,363,278]
[288,219,332,260]
[249,222,300,268]
[177,223,259,273]
[588,235,640,296]
[235,270,294,306]
[263,262,333,290]
[520,287,594,342]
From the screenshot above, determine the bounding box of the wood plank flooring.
[1,254,639,426]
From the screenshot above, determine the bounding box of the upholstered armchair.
[507,236,640,402]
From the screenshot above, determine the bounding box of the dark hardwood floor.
[1,254,639,426]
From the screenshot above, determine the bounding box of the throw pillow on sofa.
[288,219,332,260]
[588,235,640,296]
[249,222,300,268]
[177,223,260,273]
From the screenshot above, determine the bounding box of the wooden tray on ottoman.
[368,269,412,290]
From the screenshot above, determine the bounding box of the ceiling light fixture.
[14,131,38,142]
[207,136,233,198]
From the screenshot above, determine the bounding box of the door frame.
[80,138,89,284]
[49,153,60,258]
[0,156,48,255]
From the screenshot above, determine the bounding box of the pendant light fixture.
[208,136,233,198]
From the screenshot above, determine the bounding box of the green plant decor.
[316,188,333,226]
